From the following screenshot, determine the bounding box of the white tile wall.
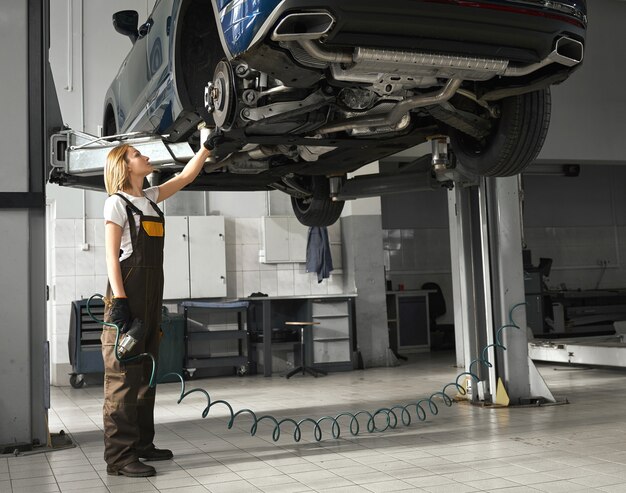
[242,270,261,295]
[55,247,76,277]
[49,217,104,382]
[54,219,75,247]
[54,276,76,306]
[383,228,451,274]
[235,218,261,244]
[53,304,71,338]
[226,270,243,298]
[277,269,295,295]
[294,270,312,295]
[75,275,95,301]
[260,270,278,296]
[224,217,346,298]
[242,243,261,271]
[74,246,95,275]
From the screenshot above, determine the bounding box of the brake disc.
[205,60,237,130]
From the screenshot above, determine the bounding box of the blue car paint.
[213,0,586,58]
[217,0,283,56]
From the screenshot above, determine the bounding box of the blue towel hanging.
[306,226,333,283]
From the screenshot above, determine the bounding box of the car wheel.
[291,176,344,227]
[449,88,551,177]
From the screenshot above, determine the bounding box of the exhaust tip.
[552,37,584,67]
[271,12,335,42]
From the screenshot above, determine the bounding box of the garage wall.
[381,166,626,325]
[523,165,626,291]
[538,0,626,164]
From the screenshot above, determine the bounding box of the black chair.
[421,282,455,350]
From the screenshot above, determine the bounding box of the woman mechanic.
[101,130,222,478]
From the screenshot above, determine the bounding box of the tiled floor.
[4,352,626,492]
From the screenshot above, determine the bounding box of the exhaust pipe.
[504,36,583,76]
[336,171,444,200]
[317,78,462,135]
[550,36,584,67]
[271,12,335,42]
[297,35,583,79]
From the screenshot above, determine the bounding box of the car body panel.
[145,0,178,132]
[216,0,283,56]
[111,33,151,133]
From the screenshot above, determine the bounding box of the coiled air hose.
[87,294,526,443]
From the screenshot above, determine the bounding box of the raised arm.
[156,129,223,203]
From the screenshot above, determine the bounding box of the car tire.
[449,88,551,177]
[291,176,344,227]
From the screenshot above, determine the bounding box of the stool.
[285,321,327,379]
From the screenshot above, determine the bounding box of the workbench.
[245,294,357,376]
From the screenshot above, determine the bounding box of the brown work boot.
[107,460,156,477]
[138,446,173,461]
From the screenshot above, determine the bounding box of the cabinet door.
[311,300,351,364]
[163,216,190,300]
[189,216,226,298]
[262,216,290,262]
[288,217,308,263]
[397,295,429,349]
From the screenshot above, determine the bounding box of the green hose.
[86,293,526,442]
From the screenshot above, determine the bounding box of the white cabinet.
[163,216,226,299]
[261,216,308,263]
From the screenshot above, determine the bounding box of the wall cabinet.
[163,216,226,299]
[260,216,308,263]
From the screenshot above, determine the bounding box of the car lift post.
[0,0,57,451]
[441,140,555,404]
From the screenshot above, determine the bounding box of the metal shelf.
[181,301,250,377]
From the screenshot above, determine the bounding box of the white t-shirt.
[103,187,161,261]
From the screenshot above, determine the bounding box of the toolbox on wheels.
[68,298,105,388]
[68,300,185,388]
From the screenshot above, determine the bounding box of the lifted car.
[51,0,586,226]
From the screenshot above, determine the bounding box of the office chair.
[421,282,455,350]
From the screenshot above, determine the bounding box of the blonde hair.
[104,144,131,195]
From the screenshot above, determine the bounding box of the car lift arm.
[49,129,196,185]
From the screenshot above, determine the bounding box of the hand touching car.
[203,128,224,152]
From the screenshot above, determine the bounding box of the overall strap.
[114,193,143,216]
[114,193,140,248]
[144,194,164,218]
